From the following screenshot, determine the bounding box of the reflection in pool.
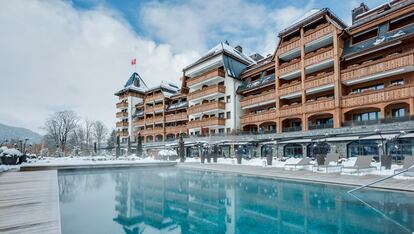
[58,168,414,234]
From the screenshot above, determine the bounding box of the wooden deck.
[178,163,414,192]
[0,170,61,234]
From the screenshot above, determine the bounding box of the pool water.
[58,168,414,234]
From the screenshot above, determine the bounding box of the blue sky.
[0,0,386,133]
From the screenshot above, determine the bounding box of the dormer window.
[351,28,378,45]
[389,13,414,31]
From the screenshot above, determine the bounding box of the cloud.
[0,0,198,134]
[139,0,314,56]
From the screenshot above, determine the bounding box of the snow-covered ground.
[0,153,412,179]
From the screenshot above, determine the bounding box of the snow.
[1,148,22,157]
[198,42,256,65]
[158,149,178,157]
[290,9,321,27]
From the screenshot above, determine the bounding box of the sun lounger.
[285,157,312,170]
[313,153,342,173]
[341,156,376,174]
[394,157,414,176]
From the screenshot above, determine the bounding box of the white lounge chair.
[394,157,414,177]
[313,153,342,173]
[342,156,376,174]
[285,157,312,170]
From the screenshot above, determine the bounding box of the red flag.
[131,58,136,65]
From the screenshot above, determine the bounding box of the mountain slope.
[0,123,43,144]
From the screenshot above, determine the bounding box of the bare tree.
[93,121,108,150]
[84,119,93,154]
[44,110,78,155]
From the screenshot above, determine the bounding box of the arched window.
[347,140,379,158]
[284,143,303,158]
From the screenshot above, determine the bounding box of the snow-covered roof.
[115,72,149,95]
[184,42,256,70]
[1,148,22,157]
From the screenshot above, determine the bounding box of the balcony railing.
[116,101,128,108]
[304,98,335,113]
[278,37,300,56]
[240,91,276,109]
[304,72,334,90]
[116,112,128,118]
[308,123,333,130]
[134,118,145,126]
[187,117,225,129]
[240,109,276,125]
[283,126,302,132]
[238,74,275,92]
[187,69,225,87]
[187,101,225,115]
[165,126,187,134]
[304,47,333,67]
[341,116,414,127]
[341,52,414,84]
[165,112,187,122]
[116,121,128,127]
[146,104,164,113]
[146,116,164,125]
[145,93,164,103]
[279,82,301,96]
[279,104,302,117]
[187,85,225,101]
[279,59,301,76]
[341,85,414,108]
[116,131,128,137]
[303,23,332,45]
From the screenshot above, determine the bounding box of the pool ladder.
[347,165,414,233]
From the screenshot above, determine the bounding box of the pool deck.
[178,163,414,192]
[0,170,61,234]
[20,161,177,171]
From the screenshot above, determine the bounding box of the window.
[284,143,303,158]
[226,128,231,133]
[210,129,215,134]
[352,111,380,121]
[347,140,379,158]
[218,113,224,119]
[226,112,231,119]
[219,128,224,133]
[351,84,384,94]
[218,97,225,102]
[391,79,404,86]
[352,28,378,45]
[226,96,231,103]
[218,81,224,86]
[389,13,414,31]
[392,108,406,118]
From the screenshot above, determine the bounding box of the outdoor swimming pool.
[58,168,414,234]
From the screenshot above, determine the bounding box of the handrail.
[348,164,414,193]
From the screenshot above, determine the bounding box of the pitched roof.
[115,72,149,95]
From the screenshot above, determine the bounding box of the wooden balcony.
[341,52,414,84]
[304,47,333,67]
[134,118,145,126]
[146,104,164,113]
[116,121,128,127]
[152,128,164,135]
[279,60,301,76]
[279,82,301,96]
[240,91,276,109]
[140,128,164,136]
[145,92,164,103]
[187,101,225,115]
[303,24,332,45]
[305,72,334,90]
[304,98,335,113]
[279,104,302,117]
[145,115,164,125]
[187,85,225,101]
[187,69,225,87]
[116,101,128,108]
[342,85,414,108]
[187,117,225,129]
[116,131,128,137]
[165,126,187,135]
[166,112,187,122]
[116,112,128,118]
[240,109,276,125]
[278,37,300,55]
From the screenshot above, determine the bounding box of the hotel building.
[115,0,414,158]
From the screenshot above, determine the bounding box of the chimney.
[235,45,243,53]
[352,3,369,23]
